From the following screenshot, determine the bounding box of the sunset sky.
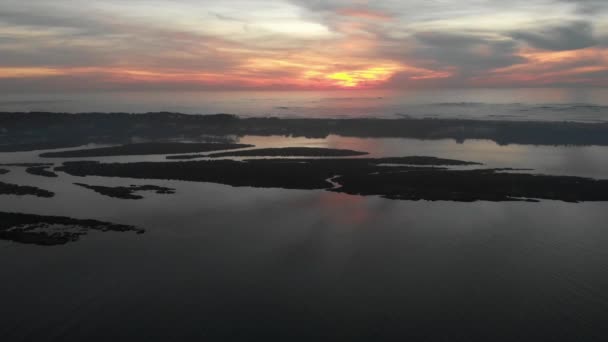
[1,0,608,91]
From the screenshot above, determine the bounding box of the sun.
[327,72,360,87]
[326,67,398,88]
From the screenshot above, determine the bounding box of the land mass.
[39,142,254,158]
[0,212,143,246]
[0,141,86,152]
[0,181,54,198]
[0,168,8,175]
[75,183,176,199]
[169,147,369,160]
[26,166,58,178]
[0,163,54,167]
[55,157,608,203]
[3,113,608,150]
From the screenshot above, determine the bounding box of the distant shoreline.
[2,112,608,150]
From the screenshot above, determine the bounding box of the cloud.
[0,0,607,91]
[335,8,394,21]
[411,32,526,75]
[560,0,608,14]
[511,21,598,51]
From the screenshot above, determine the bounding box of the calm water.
[2,134,608,341]
[2,88,608,122]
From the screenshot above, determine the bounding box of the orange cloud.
[477,47,608,86]
[4,40,607,90]
[0,68,65,78]
[336,8,394,21]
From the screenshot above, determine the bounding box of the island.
[55,157,608,203]
[75,183,176,199]
[0,212,144,246]
[0,181,54,198]
[0,163,55,167]
[169,147,369,160]
[39,142,254,158]
[26,166,59,178]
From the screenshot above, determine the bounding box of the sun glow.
[1,1,608,90]
[322,66,400,87]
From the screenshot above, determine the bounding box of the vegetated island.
[0,212,144,246]
[168,147,369,160]
[0,163,54,167]
[0,141,87,153]
[39,142,254,158]
[75,183,176,200]
[0,168,8,175]
[0,181,54,198]
[4,112,608,149]
[26,166,58,178]
[56,156,608,203]
[56,157,465,189]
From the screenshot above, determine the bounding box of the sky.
[1,0,607,91]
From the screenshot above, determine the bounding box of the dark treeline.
[3,112,608,151]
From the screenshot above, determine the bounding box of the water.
[3,133,608,340]
[2,88,608,122]
[3,90,608,340]
[2,164,608,340]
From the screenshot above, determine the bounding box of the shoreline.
[3,112,608,149]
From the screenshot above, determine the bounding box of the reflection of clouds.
[240,135,330,149]
[316,192,375,225]
[237,134,608,178]
[240,134,384,156]
[326,136,381,156]
[283,191,380,226]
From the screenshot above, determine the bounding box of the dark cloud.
[0,45,113,68]
[0,8,110,37]
[412,32,526,74]
[289,0,348,12]
[378,32,529,88]
[561,0,608,14]
[511,21,598,51]
[0,6,244,72]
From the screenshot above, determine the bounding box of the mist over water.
[3,88,608,122]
